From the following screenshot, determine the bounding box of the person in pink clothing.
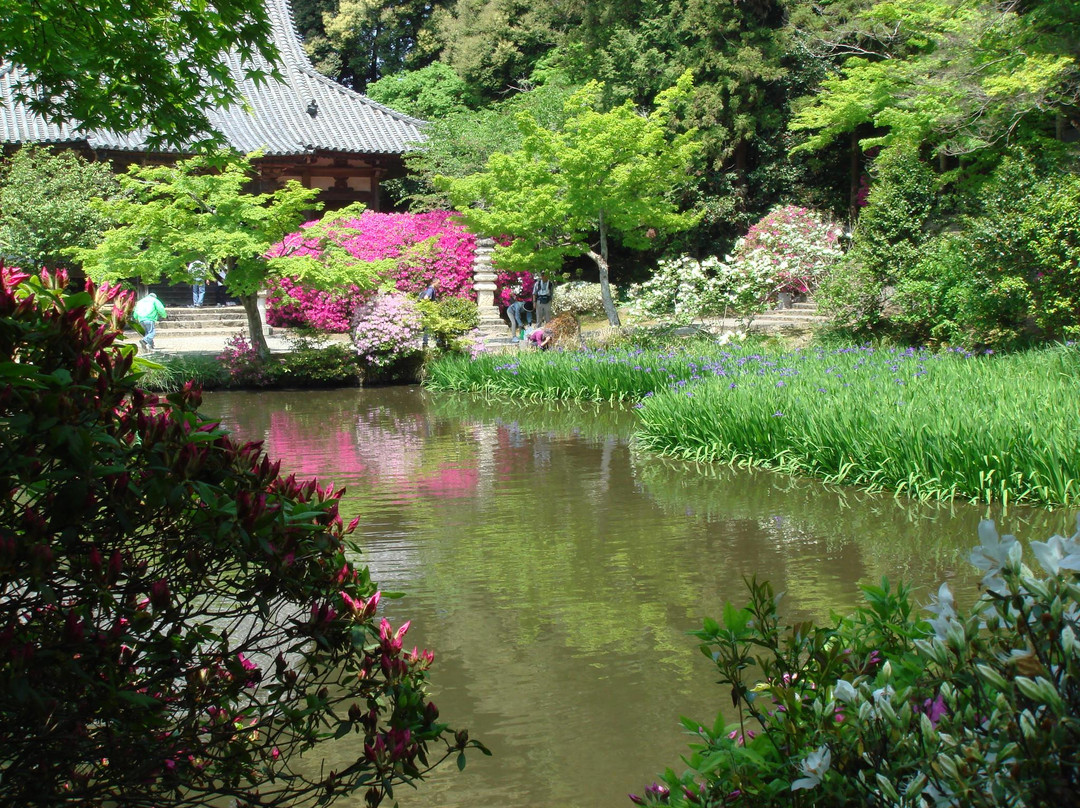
[527,326,551,350]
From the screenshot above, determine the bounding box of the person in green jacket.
[133,291,167,351]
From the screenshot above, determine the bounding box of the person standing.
[532,272,555,326]
[189,260,208,307]
[133,291,167,352]
[419,277,439,347]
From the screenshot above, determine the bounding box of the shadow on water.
[202,386,1072,808]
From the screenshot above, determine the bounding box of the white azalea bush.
[624,256,722,323]
[633,518,1080,807]
[626,206,842,325]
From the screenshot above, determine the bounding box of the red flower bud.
[149,578,170,610]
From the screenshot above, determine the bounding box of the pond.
[202,386,1068,808]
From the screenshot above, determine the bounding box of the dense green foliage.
[0,267,483,806]
[366,61,476,119]
[440,73,701,325]
[75,152,320,358]
[0,0,281,149]
[891,151,1080,347]
[293,0,1078,334]
[817,144,938,332]
[634,519,1080,806]
[427,343,1080,507]
[0,147,119,273]
[417,295,480,352]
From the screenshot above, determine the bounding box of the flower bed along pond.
[425,343,1080,507]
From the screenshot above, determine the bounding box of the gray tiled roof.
[0,0,426,156]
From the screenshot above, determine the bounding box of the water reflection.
[202,387,1070,808]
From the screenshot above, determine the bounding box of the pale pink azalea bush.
[352,292,424,369]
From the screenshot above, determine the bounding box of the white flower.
[791,745,831,791]
[833,679,858,704]
[970,520,1021,593]
[925,582,961,640]
[1030,518,1080,575]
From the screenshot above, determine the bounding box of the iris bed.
[424,343,1080,507]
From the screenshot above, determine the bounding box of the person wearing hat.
[506,297,534,342]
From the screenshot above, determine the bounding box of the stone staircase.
[745,299,830,332]
[154,305,250,339]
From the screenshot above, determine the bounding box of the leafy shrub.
[552,281,609,318]
[352,292,424,369]
[890,150,1080,348]
[818,145,937,332]
[0,146,119,272]
[277,333,362,387]
[0,268,483,806]
[634,518,1080,807]
[891,233,1033,348]
[417,295,481,353]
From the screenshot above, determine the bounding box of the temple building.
[0,0,426,211]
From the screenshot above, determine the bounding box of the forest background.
[282,0,1079,347]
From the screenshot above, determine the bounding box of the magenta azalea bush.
[267,276,360,332]
[267,211,480,331]
[352,292,425,369]
[495,269,534,306]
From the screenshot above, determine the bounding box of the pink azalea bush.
[729,205,843,297]
[267,211,480,331]
[217,333,277,386]
[352,292,424,369]
[495,269,534,306]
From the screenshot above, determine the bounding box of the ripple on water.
[202,388,1068,808]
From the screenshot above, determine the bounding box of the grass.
[425,342,1080,508]
[136,353,227,392]
[424,338,747,402]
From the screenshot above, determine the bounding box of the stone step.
[162,307,247,319]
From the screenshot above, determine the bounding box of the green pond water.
[201,386,1070,808]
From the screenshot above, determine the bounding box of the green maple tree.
[440,71,701,326]
[74,152,320,358]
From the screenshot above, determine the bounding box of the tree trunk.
[849,131,860,220]
[590,209,621,327]
[241,292,270,359]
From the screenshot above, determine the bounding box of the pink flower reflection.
[266,411,369,479]
[417,466,479,499]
